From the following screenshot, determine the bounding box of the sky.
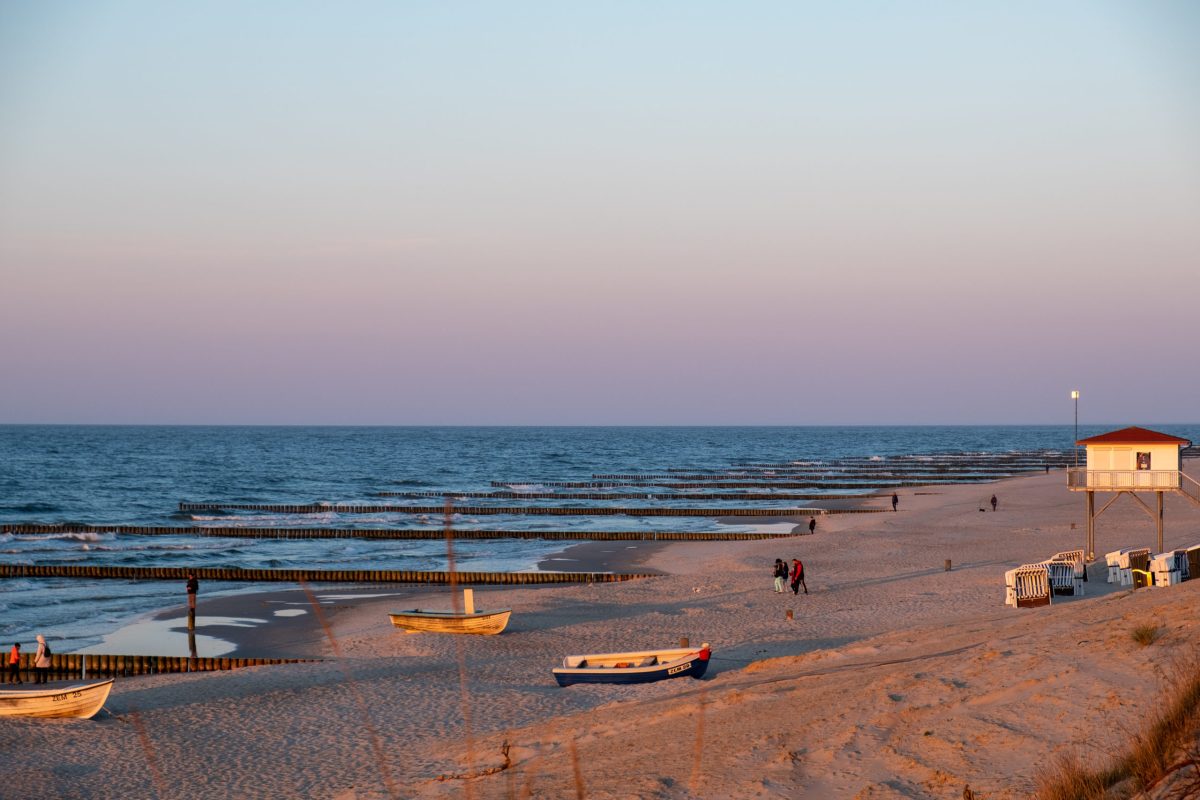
[2,1,1198,425]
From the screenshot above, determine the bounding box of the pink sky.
[2,2,1198,424]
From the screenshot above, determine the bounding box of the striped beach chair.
[1004,564,1052,608]
[1050,549,1088,584]
[1042,560,1081,596]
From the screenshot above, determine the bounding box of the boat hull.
[388,609,511,635]
[0,678,115,719]
[554,647,711,687]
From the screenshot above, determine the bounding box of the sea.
[2,424,1196,652]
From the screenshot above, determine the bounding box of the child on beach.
[7,642,20,684]
[773,558,787,593]
[790,559,808,595]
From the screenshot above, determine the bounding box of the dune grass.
[1035,648,1200,799]
[1133,624,1162,647]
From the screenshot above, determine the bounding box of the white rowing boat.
[388,589,512,635]
[0,678,115,719]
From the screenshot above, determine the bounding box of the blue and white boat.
[553,643,711,687]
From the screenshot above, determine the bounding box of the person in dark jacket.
[990,494,998,512]
[808,517,816,534]
[891,492,899,512]
[186,571,199,610]
[773,558,787,593]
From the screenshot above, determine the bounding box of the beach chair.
[1186,546,1200,582]
[1042,560,1080,596]
[1117,549,1151,587]
[1149,551,1186,587]
[1050,549,1088,584]
[1105,548,1132,584]
[1005,564,1051,608]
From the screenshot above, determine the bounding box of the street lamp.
[1071,390,1080,466]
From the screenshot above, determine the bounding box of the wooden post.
[1157,491,1164,554]
[680,637,689,648]
[1086,491,1095,561]
[463,588,475,615]
[944,559,952,571]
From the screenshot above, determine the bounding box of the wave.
[0,502,61,514]
[12,531,111,543]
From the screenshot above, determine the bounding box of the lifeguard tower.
[1067,426,1198,559]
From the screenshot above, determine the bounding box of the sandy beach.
[6,465,1200,799]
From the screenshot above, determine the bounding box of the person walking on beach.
[808,517,816,534]
[7,642,21,685]
[891,492,899,512]
[790,558,808,595]
[990,494,998,512]
[773,558,787,593]
[33,635,50,684]
[186,571,199,610]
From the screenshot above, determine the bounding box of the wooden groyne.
[378,491,863,501]
[489,479,953,489]
[1,523,802,541]
[673,465,1043,474]
[9,652,316,681]
[589,472,1011,481]
[0,564,658,584]
[176,502,877,517]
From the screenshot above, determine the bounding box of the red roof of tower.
[1076,426,1192,446]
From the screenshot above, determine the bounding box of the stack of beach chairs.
[1004,549,1087,609]
[1105,548,1151,588]
[1008,541,1200,607]
[1104,545,1200,589]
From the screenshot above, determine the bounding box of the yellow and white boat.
[0,678,115,719]
[388,589,511,635]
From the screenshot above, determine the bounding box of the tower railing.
[1066,469,1181,490]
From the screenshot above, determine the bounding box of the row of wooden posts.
[378,490,854,500]
[7,652,315,681]
[175,502,869,517]
[0,564,658,584]
[587,472,1003,481]
[488,480,945,489]
[0,523,796,541]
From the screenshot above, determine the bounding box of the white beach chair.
[1105,548,1132,584]
[1149,551,1186,587]
[1005,564,1051,609]
[1050,549,1088,586]
[1041,560,1080,596]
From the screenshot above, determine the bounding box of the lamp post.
[1071,390,1080,466]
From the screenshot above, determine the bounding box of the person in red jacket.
[7,642,21,685]
[790,559,808,595]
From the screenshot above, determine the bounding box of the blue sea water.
[1,424,1196,651]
